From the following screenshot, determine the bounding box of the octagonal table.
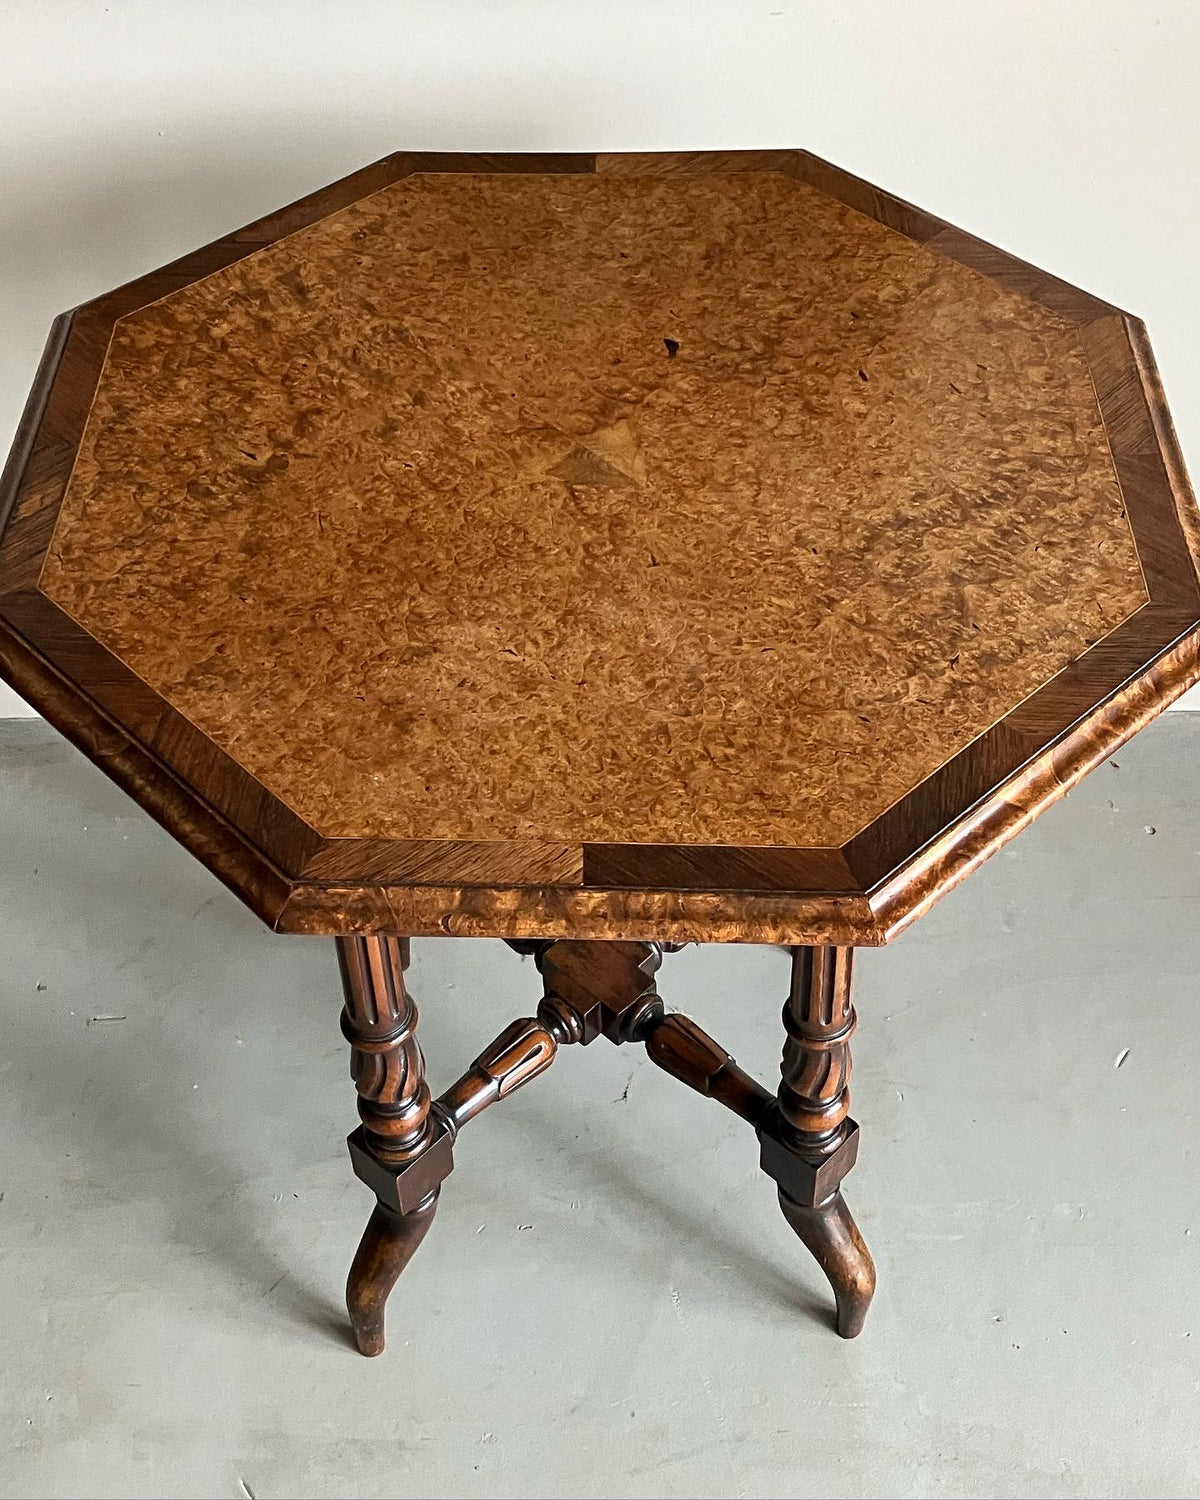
[2,150,1197,1355]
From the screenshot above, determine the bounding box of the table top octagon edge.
[1,149,1198,945]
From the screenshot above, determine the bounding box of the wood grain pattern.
[1080,317,1199,606]
[276,881,880,943]
[778,946,856,1146]
[300,837,582,887]
[870,623,1200,941]
[0,614,295,923]
[345,1196,438,1359]
[767,946,875,1338]
[338,934,433,1160]
[1,148,1196,945]
[922,227,1117,323]
[644,1011,774,1126]
[0,315,73,542]
[331,935,876,1356]
[0,313,107,598]
[40,170,1144,850]
[338,933,445,1356]
[1124,317,1200,582]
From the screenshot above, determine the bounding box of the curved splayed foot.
[346,1191,440,1357]
[778,1188,875,1338]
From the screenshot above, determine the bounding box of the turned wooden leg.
[777,1189,875,1339]
[337,935,452,1357]
[760,945,876,1338]
[333,935,874,1356]
[345,1196,440,1358]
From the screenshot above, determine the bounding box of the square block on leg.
[759,1118,860,1208]
[347,1121,455,1214]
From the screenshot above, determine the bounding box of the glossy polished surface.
[41,170,1144,846]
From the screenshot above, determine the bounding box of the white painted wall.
[2,0,1198,717]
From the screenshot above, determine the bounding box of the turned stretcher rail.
[429,991,774,1142]
[642,1011,775,1128]
[341,936,874,1355]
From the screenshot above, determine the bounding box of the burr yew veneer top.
[2,150,1198,943]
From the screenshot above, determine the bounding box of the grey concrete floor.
[0,717,1198,1500]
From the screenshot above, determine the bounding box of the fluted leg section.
[764,945,876,1337]
[338,935,448,1356]
[324,935,877,1359]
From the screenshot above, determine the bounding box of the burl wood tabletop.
[2,151,1198,943]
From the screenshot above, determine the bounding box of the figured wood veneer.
[2,150,1198,943]
[39,169,1145,849]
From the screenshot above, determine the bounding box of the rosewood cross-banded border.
[337,935,874,1355]
[2,150,1198,951]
